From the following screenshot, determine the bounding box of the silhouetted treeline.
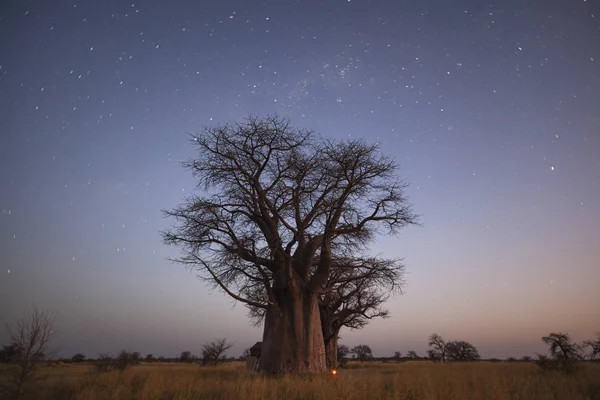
[2,332,598,371]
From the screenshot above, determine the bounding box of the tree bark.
[259,283,326,374]
[324,332,338,370]
[320,306,338,370]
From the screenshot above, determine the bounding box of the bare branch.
[201,338,234,365]
[162,115,418,373]
[6,306,59,395]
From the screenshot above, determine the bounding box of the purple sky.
[1,0,599,360]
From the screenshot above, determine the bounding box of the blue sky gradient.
[1,0,599,359]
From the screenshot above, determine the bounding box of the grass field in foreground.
[1,361,599,400]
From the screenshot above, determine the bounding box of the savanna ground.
[1,361,599,400]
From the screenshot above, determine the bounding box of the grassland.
[1,360,599,400]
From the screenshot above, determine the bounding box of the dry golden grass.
[1,361,599,400]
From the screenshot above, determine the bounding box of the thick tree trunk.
[259,286,326,374]
[320,307,337,370]
[324,333,338,370]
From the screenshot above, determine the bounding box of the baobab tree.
[319,255,403,369]
[162,115,417,373]
[246,254,405,369]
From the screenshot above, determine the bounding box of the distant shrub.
[535,332,583,374]
[338,345,350,368]
[115,350,135,371]
[0,344,21,363]
[535,354,580,374]
[94,354,114,372]
[201,339,233,365]
[94,351,136,372]
[180,351,195,363]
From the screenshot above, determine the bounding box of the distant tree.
[94,353,113,372]
[92,352,136,371]
[427,349,441,362]
[131,352,141,363]
[5,306,58,398]
[115,350,135,371]
[583,333,600,362]
[506,357,517,362]
[144,354,154,362]
[180,351,193,363]
[318,257,404,369]
[242,348,251,359]
[407,350,418,360]
[201,338,233,365]
[521,356,533,362]
[157,356,166,362]
[0,344,21,363]
[427,333,447,362]
[351,345,373,362]
[445,341,480,361]
[337,344,350,358]
[337,344,350,367]
[542,332,582,360]
[535,332,584,373]
[393,351,402,360]
[71,353,86,363]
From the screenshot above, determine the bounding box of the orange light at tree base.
[331,370,337,375]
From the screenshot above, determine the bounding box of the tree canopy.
[162,115,417,373]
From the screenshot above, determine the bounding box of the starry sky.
[1,0,599,360]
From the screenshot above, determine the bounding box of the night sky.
[1,0,599,360]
